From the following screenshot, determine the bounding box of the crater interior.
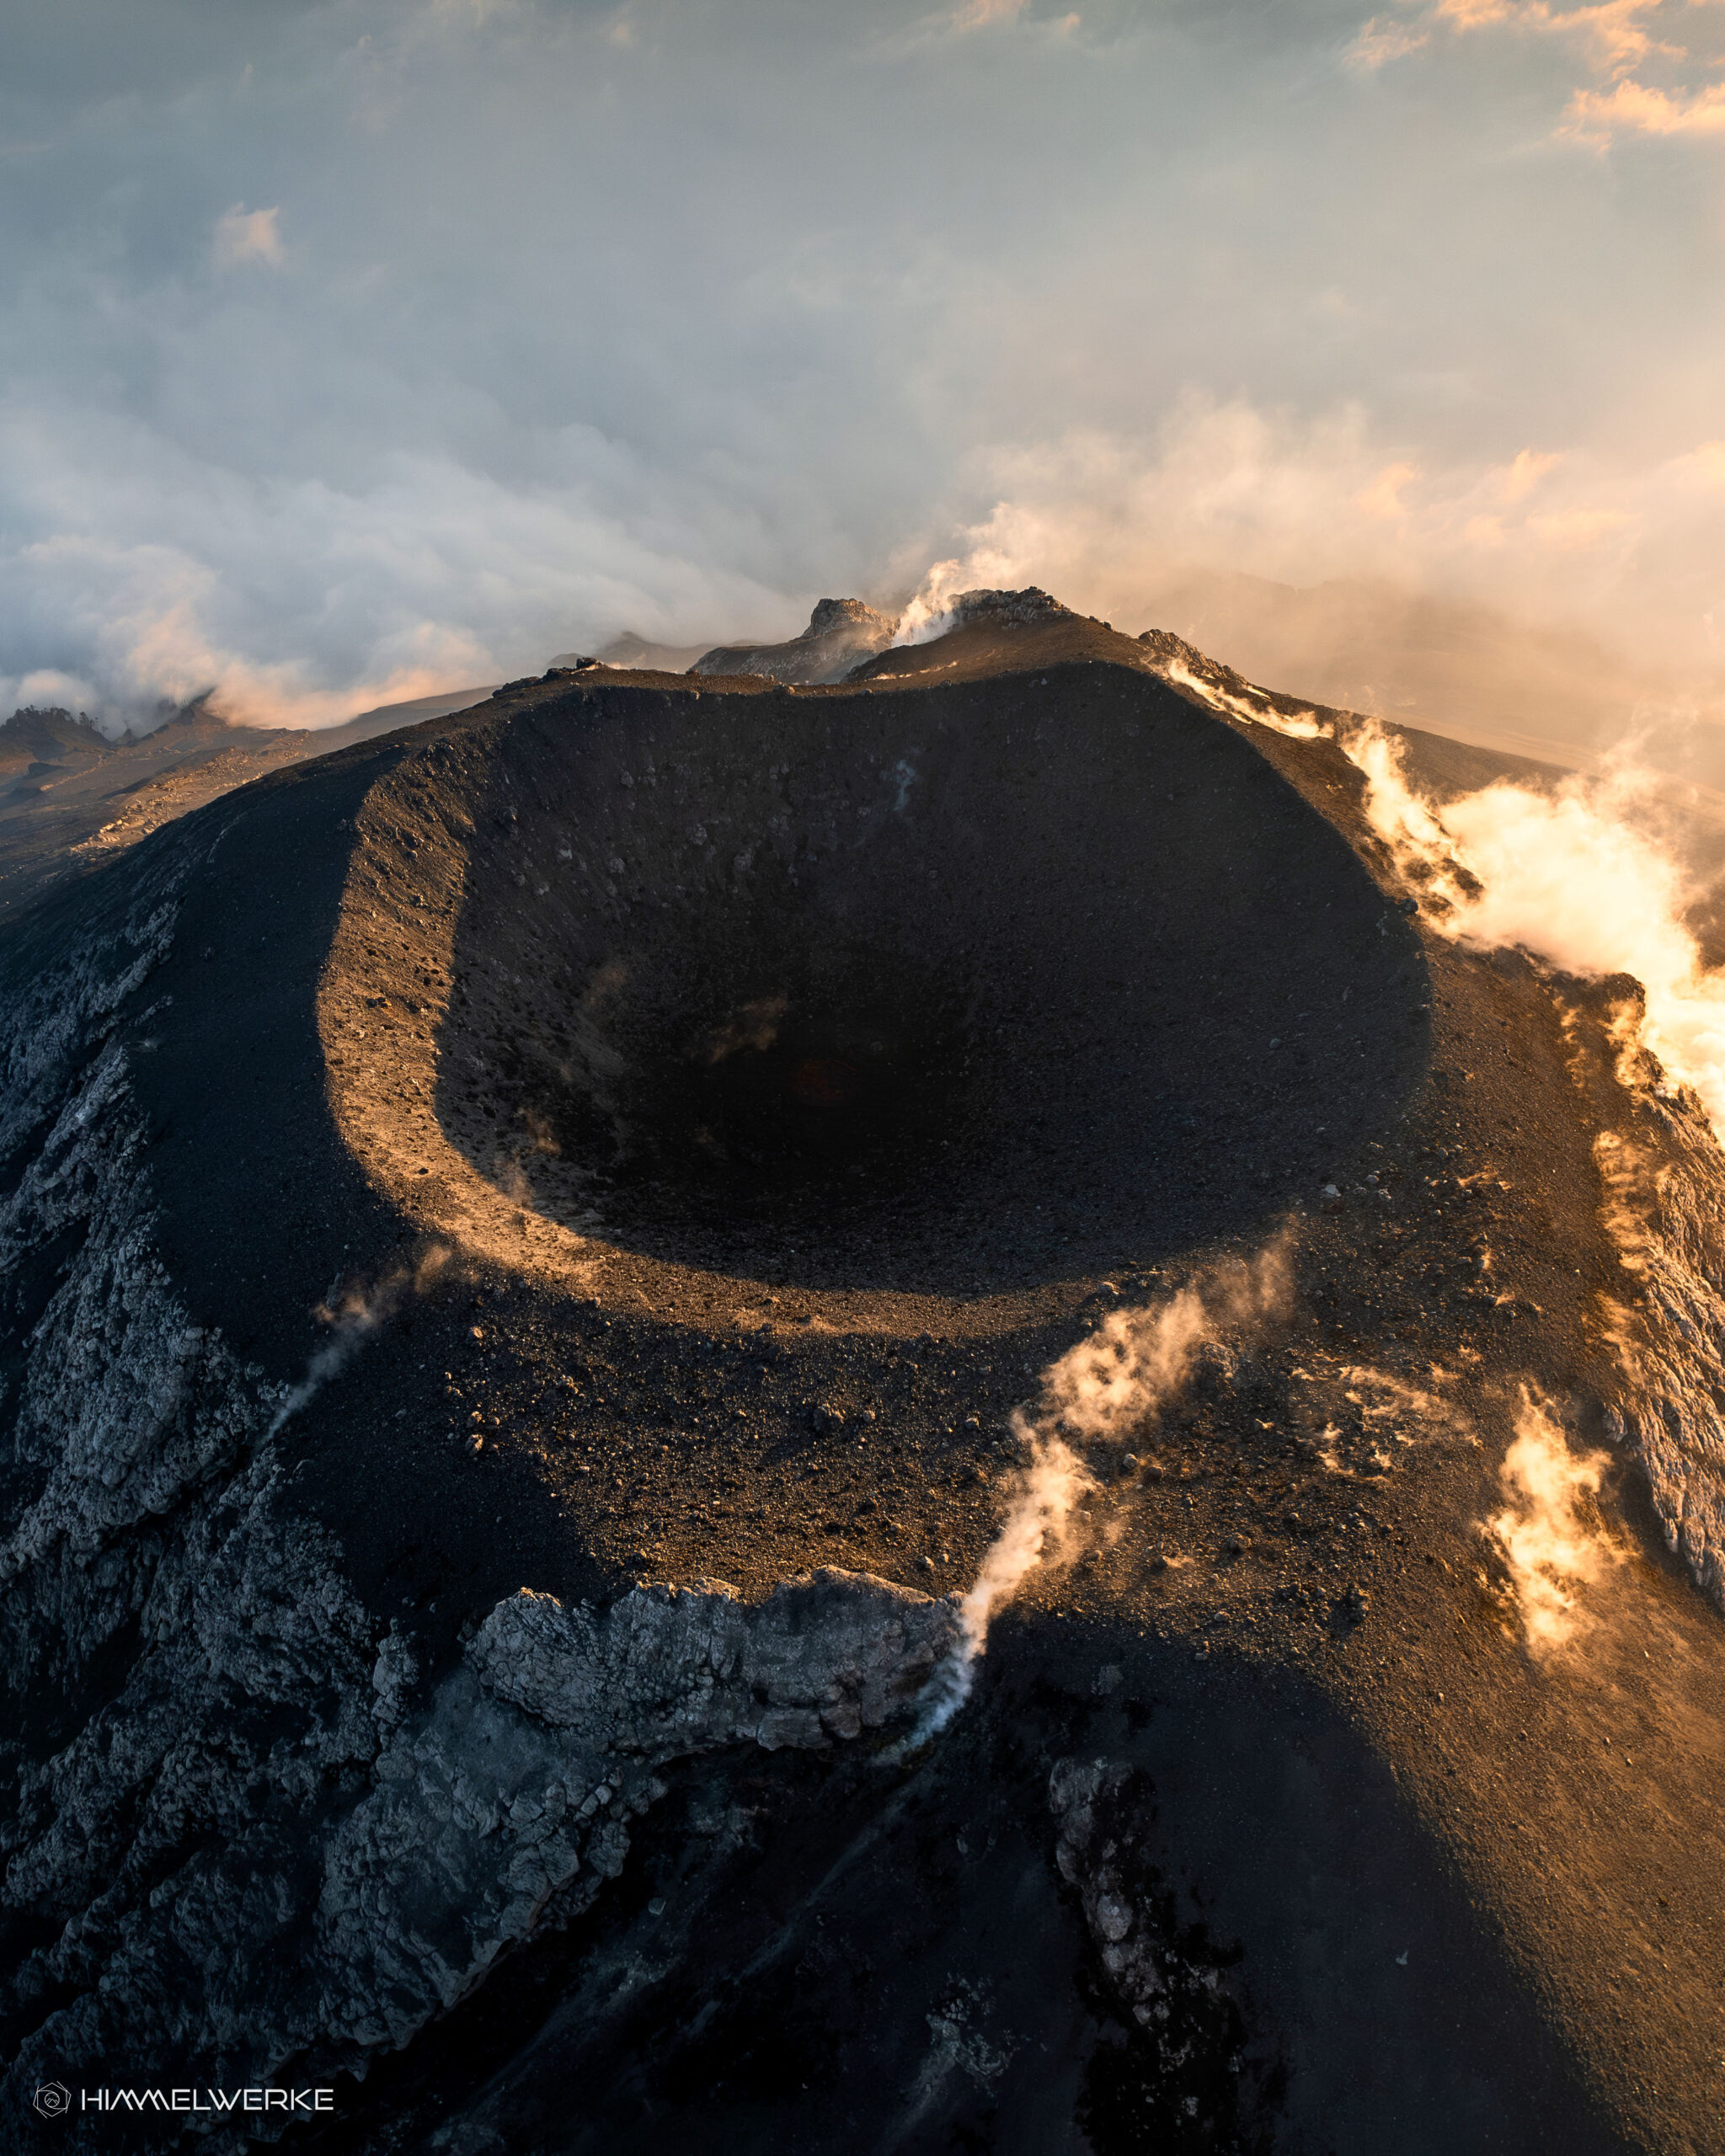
[426,666,1429,1298]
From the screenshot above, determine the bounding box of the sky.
[4,0,1725,734]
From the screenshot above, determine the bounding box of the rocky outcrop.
[285,1572,955,2074]
[947,586,1071,632]
[474,1572,957,1752]
[1049,1756,1268,2144]
[691,597,897,685]
[0,802,959,2137]
[1575,987,1725,1609]
[1136,627,1335,740]
[3,1292,955,2132]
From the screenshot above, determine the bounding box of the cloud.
[885,0,1081,55]
[873,404,1725,683]
[0,415,801,727]
[1353,0,1725,147]
[1355,461,1422,520]
[1447,0,1680,76]
[1500,447,1562,501]
[1344,15,1432,70]
[10,666,97,713]
[1525,504,1638,550]
[3,0,1725,735]
[1371,0,1709,77]
[951,0,1029,23]
[213,204,284,270]
[1562,75,1725,135]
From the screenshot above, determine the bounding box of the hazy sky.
[4,0,1725,726]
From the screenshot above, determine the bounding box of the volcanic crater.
[5,595,1725,2156]
[332,664,1427,1317]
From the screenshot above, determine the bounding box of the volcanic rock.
[690,595,898,684]
[3,595,1725,2152]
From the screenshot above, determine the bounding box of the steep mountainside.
[3,603,1723,2153]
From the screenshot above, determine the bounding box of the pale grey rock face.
[1590,1059,1725,1609]
[4,1555,956,2129]
[689,597,898,686]
[309,1572,959,2066]
[474,1572,955,1751]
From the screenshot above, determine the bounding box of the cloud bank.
[4,0,1725,729]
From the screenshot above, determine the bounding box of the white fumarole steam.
[892,559,985,648]
[1350,722,1725,1143]
[1159,659,1328,740]
[1487,1388,1621,1652]
[265,1246,451,1439]
[902,1241,1292,1746]
[1163,662,1725,1137]
[1339,731,1725,1632]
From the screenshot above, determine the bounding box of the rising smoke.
[1159,659,1328,741]
[1487,1388,1620,1653]
[903,706,1725,1715]
[1160,650,1725,1134]
[1351,721,1725,1142]
[265,1245,452,1440]
[1343,723,1725,1630]
[1156,596,1725,1146]
[902,1241,1292,1746]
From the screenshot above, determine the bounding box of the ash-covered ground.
[3,593,1724,2153]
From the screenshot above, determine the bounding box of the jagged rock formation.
[1134,627,1338,739]
[1049,1755,1270,2143]
[947,584,1071,631]
[0,750,954,2130]
[8,1565,950,2100]
[1557,974,1725,1608]
[690,596,898,684]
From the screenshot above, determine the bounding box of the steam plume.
[902,1241,1291,1745]
[265,1245,451,1439]
[1159,659,1328,740]
[1487,1388,1620,1652]
[1350,721,1725,1139]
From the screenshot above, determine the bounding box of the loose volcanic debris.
[1,595,1723,2153]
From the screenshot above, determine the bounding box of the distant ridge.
[552,632,710,675]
